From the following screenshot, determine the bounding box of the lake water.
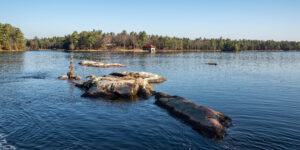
[0,51,300,150]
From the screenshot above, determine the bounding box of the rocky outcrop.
[79,61,127,68]
[155,92,231,139]
[76,76,154,99]
[108,71,166,83]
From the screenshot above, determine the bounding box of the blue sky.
[0,0,299,41]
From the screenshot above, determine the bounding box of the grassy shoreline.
[0,49,26,52]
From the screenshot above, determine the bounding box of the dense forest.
[26,30,300,51]
[0,23,26,50]
[1,23,299,51]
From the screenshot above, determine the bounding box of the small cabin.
[143,44,156,53]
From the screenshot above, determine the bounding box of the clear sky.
[0,0,299,41]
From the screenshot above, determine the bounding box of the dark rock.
[206,62,218,65]
[155,92,231,139]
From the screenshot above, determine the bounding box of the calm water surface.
[0,51,300,150]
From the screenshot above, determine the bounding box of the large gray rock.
[109,71,166,83]
[155,92,231,139]
[77,76,154,99]
[79,61,127,68]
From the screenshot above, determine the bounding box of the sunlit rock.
[77,76,154,99]
[108,71,166,83]
[75,76,82,80]
[79,61,127,68]
[58,75,68,80]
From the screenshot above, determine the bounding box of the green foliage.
[0,23,25,50]
[138,31,147,48]
[25,29,300,51]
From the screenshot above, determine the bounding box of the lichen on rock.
[76,73,159,99]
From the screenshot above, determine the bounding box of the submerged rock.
[155,92,231,139]
[108,71,166,83]
[205,62,218,65]
[77,76,154,99]
[79,61,127,68]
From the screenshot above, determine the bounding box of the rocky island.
[75,71,166,99]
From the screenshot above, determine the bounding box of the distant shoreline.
[1,49,299,53]
[67,49,222,53]
[0,50,26,52]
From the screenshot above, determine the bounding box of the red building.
[142,44,156,53]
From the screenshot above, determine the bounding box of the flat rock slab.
[155,92,231,139]
[109,71,166,83]
[79,61,127,67]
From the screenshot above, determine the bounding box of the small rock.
[86,74,96,79]
[58,75,68,80]
[75,76,82,80]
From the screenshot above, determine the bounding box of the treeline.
[0,23,26,50]
[26,30,300,51]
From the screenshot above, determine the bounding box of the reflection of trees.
[0,52,25,73]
